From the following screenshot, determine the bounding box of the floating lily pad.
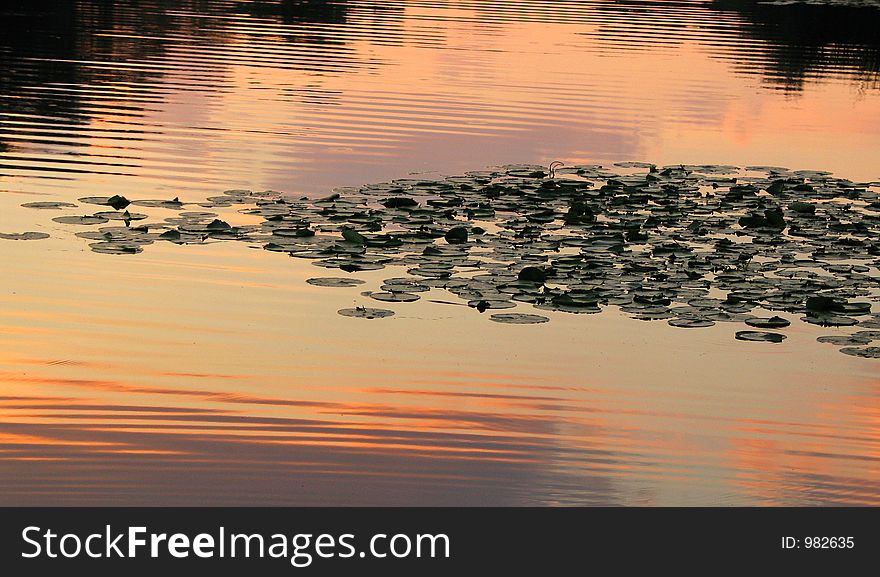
[801,314,859,327]
[839,346,880,359]
[817,335,872,346]
[77,195,130,209]
[490,313,550,324]
[306,277,366,287]
[468,299,516,312]
[130,198,185,209]
[852,330,880,340]
[93,210,148,221]
[337,307,395,319]
[88,242,143,254]
[381,278,430,292]
[735,331,786,343]
[668,318,715,328]
[21,201,77,210]
[52,215,109,225]
[0,231,50,240]
[367,291,420,303]
[745,316,791,329]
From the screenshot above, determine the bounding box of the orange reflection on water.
[1,0,879,505]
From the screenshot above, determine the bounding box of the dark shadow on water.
[711,0,880,91]
[240,0,349,24]
[588,0,880,91]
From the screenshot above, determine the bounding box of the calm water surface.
[1,0,879,505]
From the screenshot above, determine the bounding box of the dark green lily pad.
[489,313,550,324]
[839,346,880,359]
[0,231,50,240]
[745,316,791,329]
[306,277,366,288]
[130,198,185,209]
[801,315,859,327]
[93,210,148,221]
[52,215,109,225]
[367,291,420,303]
[88,242,143,254]
[21,201,77,210]
[817,335,872,346]
[468,299,516,312]
[337,307,395,319]
[668,318,715,328]
[735,331,786,343]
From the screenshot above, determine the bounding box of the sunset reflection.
[1,0,879,506]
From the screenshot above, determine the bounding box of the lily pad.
[88,242,143,254]
[468,299,516,312]
[745,316,791,329]
[801,314,859,327]
[668,318,715,328]
[130,198,185,209]
[367,291,420,303]
[489,313,550,324]
[817,335,872,346]
[0,232,50,240]
[93,210,148,221]
[735,331,786,343]
[306,277,366,288]
[839,346,880,359]
[337,307,395,319]
[21,201,77,210]
[52,215,109,226]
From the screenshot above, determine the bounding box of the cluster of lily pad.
[23,162,880,358]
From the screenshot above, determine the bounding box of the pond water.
[1,0,878,505]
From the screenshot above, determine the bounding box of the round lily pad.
[735,331,786,343]
[368,291,420,303]
[88,242,143,254]
[130,199,185,209]
[745,316,791,329]
[0,232,50,240]
[839,346,880,359]
[668,318,715,328]
[337,307,395,319]
[801,315,859,327]
[817,335,872,346]
[52,215,109,225]
[489,313,550,324]
[93,211,148,221]
[306,277,366,287]
[21,201,77,210]
[468,299,517,311]
[852,331,880,340]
